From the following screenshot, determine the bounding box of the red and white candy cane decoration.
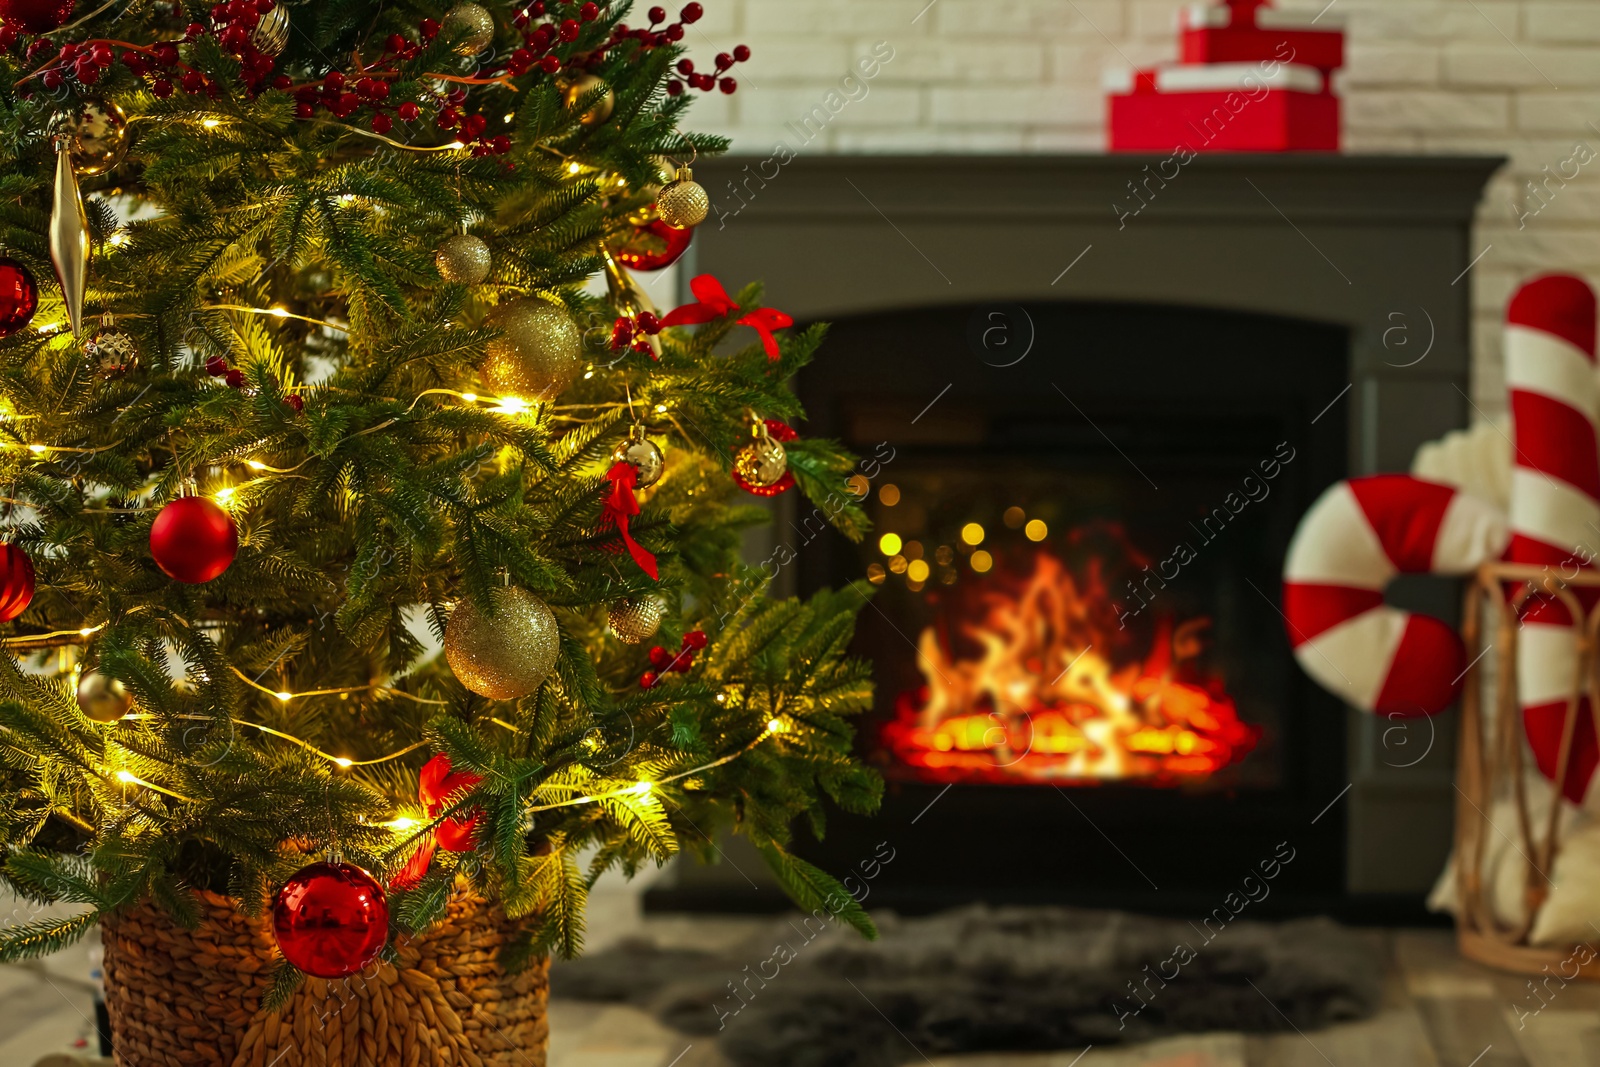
[1282,475,1508,717]
[1504,274,1600,807]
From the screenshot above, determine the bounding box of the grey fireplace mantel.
[682,153,1504,900]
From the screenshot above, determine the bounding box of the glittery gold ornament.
[66,98,129,177]
[443,2,495,55]
[77,670,134,722]
[50,138,89,338]
[563,73,614,127]
[481,297,582,401]
[444,586,560,699]
[253,4,291,56]
[656,166,709,229]
[607,595,664,644]
[734,421,789,489]
[435,233,491,285]
[611,423,664,488]
[85,311,136,377]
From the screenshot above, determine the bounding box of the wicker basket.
[1456,562,1600,979]
[100,886,549,1067]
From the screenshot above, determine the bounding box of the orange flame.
[883,550,1257,784]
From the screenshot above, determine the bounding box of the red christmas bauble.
[0,543,35,622]
[0,258,39,338]
[0,0,74,33]
[272,862,390,979]
[611,216,693,271]
[150,496,238,584]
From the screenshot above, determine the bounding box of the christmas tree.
[0,0,881,1005]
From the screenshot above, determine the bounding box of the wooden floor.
[6,902,1600,1066]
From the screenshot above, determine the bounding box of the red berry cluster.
[668,45,748,96]
[609,310,661,356]
[204,355,303,411]
[610,2,698,50]
[206,0,281,92]
[509,0,605,76]
[639,630,707,689]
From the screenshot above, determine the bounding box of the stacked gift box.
[1107,0,1345,152]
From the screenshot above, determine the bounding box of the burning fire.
[882,549,1258,784]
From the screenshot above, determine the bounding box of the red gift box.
[1180,1,1345,71]
[1107,64,1338,152]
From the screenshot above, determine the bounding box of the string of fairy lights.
[3,292,754,839]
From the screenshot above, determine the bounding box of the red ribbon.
[390,753,484,889]
[602,461,660,580]
[660,274,793,361]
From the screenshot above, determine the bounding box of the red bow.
[602,461,659,580]
[390,753,483,889]
[660,274,793,362]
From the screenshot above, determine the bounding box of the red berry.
[40,68,61,90]
[462,113,487,138]
[558,17,579,40]
[285,394,304,414]
[647,4,664,22]
[0,24,17,49]
[371,113,392,133]
[715,51,731,71]
[420,17,440,37]
[57,42,77,58]
[539,53,559,72]
[648,646,671,669]
[680,2,702,22]
[580,1,598,19]
[437,107,459,129]
[225,368,246,388]
[205,356,229,376]
[639,671,657,689]
[271,73,292,89]
[153,77,175,98]
[385,33,405,52]
[530,0,543,13]
[294,101,314,117]
[89,42,112,64]
[368,79,390,100]
[637,310,660,333]
[665,78,684,95]
[153,42,178,65]
[324,70,344,89]
[220,25,249,49]
[489,134,510,153]
[662,23,682,41]
[676,58,693,75]
[182,70,205,93]
[733,44,750,62]
[75,58,99,83]
[398,101,420,121]
[718,76,735,93]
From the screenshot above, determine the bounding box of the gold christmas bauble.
[734,436,788,488]
[435,234,492,285]
[563,73,614,127]
[253,4,291,56]
[443,2,495,55]
[77,670,133,722]
[656,167,709,229]
[444,586,560,699]
[67,99,129,177]
[85,312,136,377]
[607,595,665,644]
[481,297,583,401]
[611,426,664,488]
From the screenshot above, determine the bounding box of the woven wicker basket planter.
[100,886,549,1067]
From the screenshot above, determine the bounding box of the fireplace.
[648,154,1502,917]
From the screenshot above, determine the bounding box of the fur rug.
[552,905,1382,1067]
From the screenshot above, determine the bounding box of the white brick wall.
[684,0,1600,418]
